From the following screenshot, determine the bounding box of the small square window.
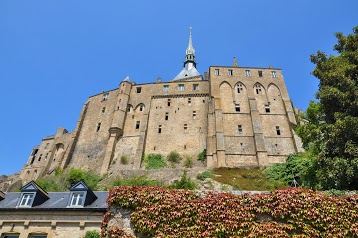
[272,71,277,78]
[258,70,263,77]
[136,87,142,93]
[135,121,140,129]
[228,69,233,76]
[238,125,243,135]
[19,193,34,207]
[102,93,109,101]
[163,85,169,92]
[158,125,162,134]
[70,192,84,207]
[265,105,270,113]
[235,105,240,112]
[193,84,199,91]
[245,70,251,77]
[178,84,185,91]
[215,69,220,76]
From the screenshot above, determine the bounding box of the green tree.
[305,26,358,189]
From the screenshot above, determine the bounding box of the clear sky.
[0,0,357,175]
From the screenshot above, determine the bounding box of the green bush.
[167,151,180,163]
[197,170,215,180]
[120,155,129,165]
[144,153,166,169]
[184,156,193,168]
[169,171,197,190]
[198,149,206,163]
[84,230,100,238]
[110,176,163,188]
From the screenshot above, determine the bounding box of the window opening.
[163,85,169,92]
[158,125,162,134]
[45,153,48,160]
[19,193,34,207]
[235,105,241,112]
[127,106,131,112]
[70,192,84,207]
[44,143,49,149]
[184,145,187,149]
[154,146,156,151]
[38,154,42,161]
[167,99,171,106]
[272,71,277,78]
[238,125,243,135]
[165,112,168,121]
[245,70,251,77]
[265,105,270,113]
[193,84,199,91]
[215,69,220,75]
[188,98,191,105]
[193,111,197,119]
[101,107,106,115]
[136,87,142,93]
[258,70,263,77]
[276,126,281,136]
[228,69,233,76]
[96,123,101,132]
[139,105,144,111]
[102,93,109,101]
[135,121,140,129]
[237,84,243,93]
[178,84,185,91]
[184,124,188,134]
[255,84,262,94]
[3,234,20,238]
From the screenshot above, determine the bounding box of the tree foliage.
[296,26,358,190]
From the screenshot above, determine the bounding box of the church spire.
[184,26,196,68]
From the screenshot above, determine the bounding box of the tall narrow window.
[163,85,169,92]
[102,93,109,101]
[188,98,191,105]
[38,154,42,162]
[184,124,188,134]
[135,121,140,129]
[167,99,171,106]
[255,84,262,94]
[276,126,281,136]
[193,111,197,119]
[19,193,34,207]
[178,84,185,91]
[101,107,106,115]
[271,71,277,78]
[238,125,243,135]
[136,87,142,93]
[139,105,144,111]
[127,106,131,112]
[193,84,199,91]
[245,70,251,77]
[265,105,270,113]
[228,69,233,76]
[235,105,241,112]
[165,112,168,121]
[45,153,48,160]
[215,69,220,75]
[96,123,101,132]
[158,125,162,133]
[237,83,243,93]
[258,70,263,77]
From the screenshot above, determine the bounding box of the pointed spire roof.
[173,27,200,81]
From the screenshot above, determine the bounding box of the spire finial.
[184,26,196,69]
[233,57,238,67]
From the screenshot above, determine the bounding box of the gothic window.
[163,85,169,92]
[135,121,140,130]
[237,83,243,93]
[258,70,263,77]
[193,84,199,91]
[136,87,142,93]
[255,84,262,94]
[215,69,220,75]
[235,104,241,112]
[276,126,281,136]
[271,71,277,78]
[178,84,185,91]
[102,93,109,101]
[238,125,243,135]
[228,69,233,76]
[245,70,251,77]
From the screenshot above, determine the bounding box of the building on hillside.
[0,181,107,238]
[18,28,303,183]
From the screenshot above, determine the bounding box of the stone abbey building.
[19,29,303,183]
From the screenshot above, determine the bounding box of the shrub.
[84,230,100,238]
[198,149,206,162]
[110,176,163,188]
[120,155,129,165]
[196,170,215,180]
[184,156,193,168]
[144,153,166,169]
[167,151,180,163]
[169,171,197,190]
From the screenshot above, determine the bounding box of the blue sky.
[0,0,357,175]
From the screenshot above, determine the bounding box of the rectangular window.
[102,93,109,101]
[96,123,101,132]
[215,69,220,76]
[184,124,188,134]
[19,193,34,207]
[188,98,191,105]
[272,71,277,78]
[193,111,196,119]
[228,69,233,76]
[139,105,144,111]
[167,99,171,106]
[193,84,199,91]
[245,70,251,77]
[158,125,162,134]
[38,154,42,161]
[165,112,168,121]
[258,70,263,77]
[29,235,48,238]
[265,105,270,113]
[70,192,84,207]
[235,105,241,112]
[101,107,106,115]
[135,121,140,129]
[178,84,185,91]
[2,234,20,238]
[163,85,169,92]
[238,125,243,135]
[276,126,281,136]
[136,87,142,93]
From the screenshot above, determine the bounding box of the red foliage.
[101,186,358,237]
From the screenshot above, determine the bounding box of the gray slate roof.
[0,191,108,210]
[173,66,200,81]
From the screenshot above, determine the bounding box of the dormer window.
[19,193,34,207]
[70,192,84,207]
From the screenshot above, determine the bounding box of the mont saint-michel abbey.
[20,29,303,183]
